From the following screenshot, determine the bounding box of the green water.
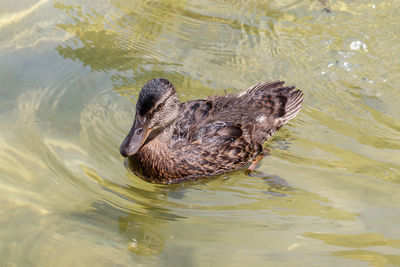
[1,0,400,266]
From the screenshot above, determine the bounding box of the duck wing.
[174,100,245,144]
[174,80,303,146]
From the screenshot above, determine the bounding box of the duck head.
[120,78,179,157]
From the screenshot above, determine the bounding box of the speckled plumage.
[120,79,303,184]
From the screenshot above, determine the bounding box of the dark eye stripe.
[152,90,174,112]
[147,95,169,118]
[154,102,164,112]
[139,89,173,118]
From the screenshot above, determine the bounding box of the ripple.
[2,0,400,265]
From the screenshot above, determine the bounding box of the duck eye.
[136,128,143,135]
[154,102,165,113]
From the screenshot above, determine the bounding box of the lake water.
[1,0,400,266]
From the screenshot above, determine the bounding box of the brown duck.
[120,78,303,184]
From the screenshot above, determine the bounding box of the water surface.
[1,0,400,266]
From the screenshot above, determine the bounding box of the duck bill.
[120,118,151,157]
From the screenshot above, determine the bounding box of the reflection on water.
[1,0,400,266]
[304,232,400,266]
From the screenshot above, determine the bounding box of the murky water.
[1,0,400,266]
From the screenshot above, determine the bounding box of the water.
[1,0,400,266]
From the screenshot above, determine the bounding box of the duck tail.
[245,80,285,94]
[246,80,303,123]
[281,88,303,124]
[243,80,303,127]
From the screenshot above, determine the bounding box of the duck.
[120,78,303,184]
